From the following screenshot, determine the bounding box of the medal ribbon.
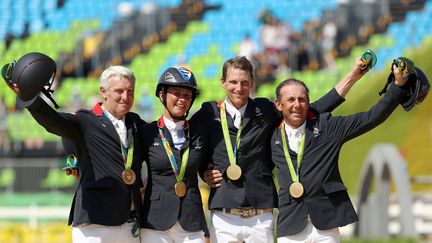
[158,126,190,182]
[66,154,78,167]
[280,121,305,183]
[220,103,243,166]
[101,105,134,170]
[120,138,134,170]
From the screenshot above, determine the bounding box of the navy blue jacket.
[28,98,144,226]
[271,83,408,236]
[193,89,345,210]
[140,116,209,231]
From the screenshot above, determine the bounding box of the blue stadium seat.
[184,0,339,68]
[373,1,432,70]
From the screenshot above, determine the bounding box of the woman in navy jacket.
[140,66,209,242]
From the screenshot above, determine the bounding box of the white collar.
[163,116,185,132]
[284,121,306,137]
[224,99,248,119]
[104,109,125,126]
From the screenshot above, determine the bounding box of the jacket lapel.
[303,118,319,151]
[242,98,256,130]
[125,113,138,148]
[180,127,190,151]
[93,103,120,143]
[226,111,237,132]
[213,101,237,132]
[100,114,120,143]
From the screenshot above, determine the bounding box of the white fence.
[0,205,69,228]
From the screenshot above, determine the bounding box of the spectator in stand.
[259,9,279,66]
[321,21,338,71]
[257,9,294,85]
[302,19,322,70]
[238,33,258,62]
[4,33,15,51]
[274,18,293,77]
[20,22,30,40]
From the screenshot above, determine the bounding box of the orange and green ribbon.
[158,120,190,182]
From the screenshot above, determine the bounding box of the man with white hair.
[3,64,144,243]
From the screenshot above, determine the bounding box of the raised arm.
[26,97,82,141]
[311,58,368,113]
[332,61,410,142]
[335,58,369,98]
[2,56,81,142]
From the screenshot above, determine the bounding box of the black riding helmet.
[401,66,430,111]
[156,66,199,120]
[379,58,430,111]
[1,52,59,108]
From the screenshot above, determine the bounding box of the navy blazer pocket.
[322,182,347,194]
[83,178,115,189]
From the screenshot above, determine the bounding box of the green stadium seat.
[256,82,276,99]
[186,21,209,33]
[41,168,75,190]
[0,168,16,188]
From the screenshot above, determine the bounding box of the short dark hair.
[221,56,254,81]
[275,78,310,101]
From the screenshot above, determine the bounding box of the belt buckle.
[239,208,256,218]
[229,208,239,216]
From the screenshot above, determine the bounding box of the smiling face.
[100,76,135,120]
[221,67,253,109]
[275,83,309,128]
[160,86,193,121]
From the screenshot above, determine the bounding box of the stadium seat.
[0,168,16,188]
[41,168,75,190]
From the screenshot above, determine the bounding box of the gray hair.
[100,66,136,89]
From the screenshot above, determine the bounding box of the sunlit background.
[0,0,431,242]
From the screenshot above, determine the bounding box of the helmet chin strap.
[171,113,187,121]
[161,89,195,121]
[41,71,60,109]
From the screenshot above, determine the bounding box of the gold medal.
[122,168,136,185]
[289,182,304,198]
[226,164,242,180]
[174,181,187,197]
